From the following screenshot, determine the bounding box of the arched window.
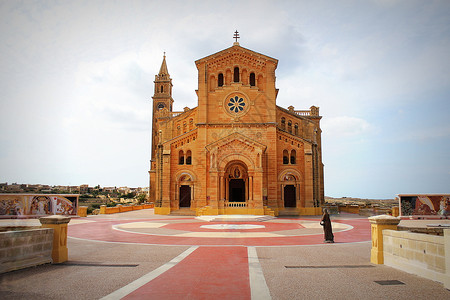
[183,122,187,133]
[218,73,224,87]
[186,150,192,165]
[160,86,163,93]
[177,124,181,135]
[294,124,299,135]
[283,150,289,165]
[179,150,185,165]
[249,72,256,86]
[189,118,194,130]
[290,150,296,164]
[281,118,286,130]
[234,67,239,82]
[288,120,292,134]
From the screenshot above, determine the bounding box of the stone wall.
[0,228,53,274]
[383,229,446,284]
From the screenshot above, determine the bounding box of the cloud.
[322,116,373,138]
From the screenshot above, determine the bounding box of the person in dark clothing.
[320,209,334,243]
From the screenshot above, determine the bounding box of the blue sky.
[0,0,449,198]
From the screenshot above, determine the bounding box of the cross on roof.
[233,30,240,43]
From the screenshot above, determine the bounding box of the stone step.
[170,208,196,216]
[278,208,299,216]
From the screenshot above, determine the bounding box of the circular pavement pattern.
[68,217,371,246]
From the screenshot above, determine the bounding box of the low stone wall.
[338,205,360,214]
[0,228,53,274]
[100,203,154,214]
[383,229,447,284]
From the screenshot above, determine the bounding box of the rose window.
[227,96,246,113]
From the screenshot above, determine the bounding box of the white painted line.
[248,246,272,300]
[100,246,198,300]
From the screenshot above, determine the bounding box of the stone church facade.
[149,40,324,216]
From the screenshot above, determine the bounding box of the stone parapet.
[383,229,448,286]
[0,228,53,274]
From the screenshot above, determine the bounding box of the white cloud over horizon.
[1,0,449,198]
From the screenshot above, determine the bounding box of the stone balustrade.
[225,202,247,208]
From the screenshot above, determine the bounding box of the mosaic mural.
[399,194,450,216]
[0,194,78,216]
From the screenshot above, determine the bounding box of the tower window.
[288,120,292,134]
[186,150,192,165]
[177,124,181,135]
[183,122,187,133]
[234,67,239,82]
[290,150,296,164]
[249,72,256,86]
[160,86,164,93]
[281,118,286,130]
[283,150,289,165]
[218,73,224,87]
[189,118,194,130]
[294,124,299,135]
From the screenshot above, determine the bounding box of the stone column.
[39,215,71,264]
[249,176,253,201]
[368,215,400,264]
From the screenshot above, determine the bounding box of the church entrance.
[179,185,191,207]
[229,179,245,202]
[284,185,296,207]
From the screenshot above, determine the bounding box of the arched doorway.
[179,185,191,207]
[280,173,299,208]
[284,185,296,207]
[225,162,248,203]
[177,173,193,208]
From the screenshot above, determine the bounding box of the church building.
[149,36,324,216]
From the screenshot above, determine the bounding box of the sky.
[0,0,449,198]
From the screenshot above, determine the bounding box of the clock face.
[227,95,246,113]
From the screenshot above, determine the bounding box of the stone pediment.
[195,44,278,73]
[205,132,267,154]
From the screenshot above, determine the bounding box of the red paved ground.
[162,221,303,232]
[68,218,371,246]
[123,247,250,300]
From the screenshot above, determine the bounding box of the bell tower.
[151,54,174,160]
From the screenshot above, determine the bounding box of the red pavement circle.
[68,218,371,246]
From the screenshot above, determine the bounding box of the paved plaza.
[1,210,449,299]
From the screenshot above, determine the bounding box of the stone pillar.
[368,215,400,264]
[39,215,71,264]
[77,206,88,217]
[444,229,450,290]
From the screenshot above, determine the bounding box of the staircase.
[170,208,196,216]
[278,207,299,216]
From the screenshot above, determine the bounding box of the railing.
[225,202,247,208]
[293,110,311,116]
[171,111,183,117]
